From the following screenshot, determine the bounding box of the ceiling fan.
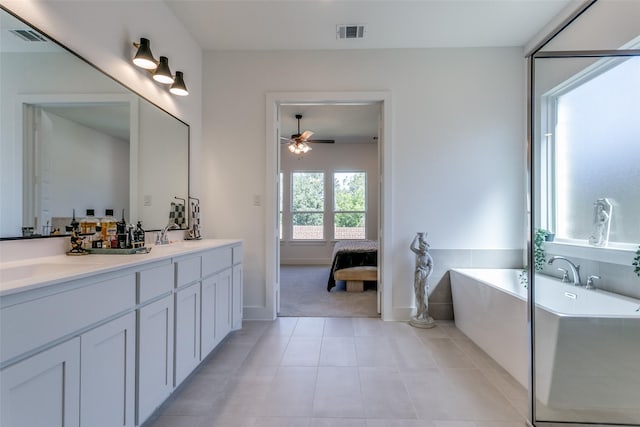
[280,114,335,154]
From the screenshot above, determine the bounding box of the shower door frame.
[526,2,640,425]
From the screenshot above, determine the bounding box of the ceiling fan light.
[153,56,174,84]
[132,38,157,70]
[288,143,296,153]
[170,71,189,96]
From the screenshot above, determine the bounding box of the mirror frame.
[0,5,190,240]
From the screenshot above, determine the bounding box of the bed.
[327,239,378,291]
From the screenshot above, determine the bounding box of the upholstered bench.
[333,266,378,292]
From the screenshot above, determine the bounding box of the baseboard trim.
[243,306,275,321]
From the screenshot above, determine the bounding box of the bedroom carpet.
[279,265,378,317]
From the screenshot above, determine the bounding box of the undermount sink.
[0,262,100,282]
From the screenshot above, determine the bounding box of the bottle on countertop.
[101,209,117,248]
[133,221,145,248]
[116,209,128,249]
[80,209,97,235]
[91,224,103,249]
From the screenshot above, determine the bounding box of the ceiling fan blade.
[280,136,294,144]
[308,139,335,144]
[299,130,314,141]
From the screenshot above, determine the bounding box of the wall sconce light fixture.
[132,38,157,70]
[170,71,189,96]
[153,56,174,84]
[132,38,188,96]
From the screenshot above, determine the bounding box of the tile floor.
[145,318,529,427]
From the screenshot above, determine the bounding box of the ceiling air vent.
[337,25,365,40]
[9,29,47,42]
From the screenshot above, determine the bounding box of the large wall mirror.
[0,7,189,239]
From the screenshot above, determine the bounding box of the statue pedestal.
[409,316,436,329]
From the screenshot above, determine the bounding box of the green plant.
[534,228,548,272]
[633,245,640,278]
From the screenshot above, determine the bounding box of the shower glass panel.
[531,50,640,427]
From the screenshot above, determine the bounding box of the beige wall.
[202,48,527,320]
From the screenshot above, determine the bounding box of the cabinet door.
[175,282,201,386]
[215,269,232,342]
[1,338,80,427]
[232,264,243,331]
[200,275,216,359]
[137,295,174,425]
[80,312,135,427]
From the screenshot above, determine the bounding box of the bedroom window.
[334,172,366,240]
[291,171,324,240]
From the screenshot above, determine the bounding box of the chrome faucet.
[158,223,180,245]
[547,256,581,286]
[585,275,600,290]
[557,267,570,283]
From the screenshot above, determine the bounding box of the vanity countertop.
[0,239,241,297]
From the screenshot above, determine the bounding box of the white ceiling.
[42,104,131,141]
[164,0,572,51]
[166,0,571,143]
[280,104,380,144]
[3,2,574,144]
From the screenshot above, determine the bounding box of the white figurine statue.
[409,232,436,328]
[588,198,612,247]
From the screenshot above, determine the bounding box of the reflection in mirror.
[138,98,189,230]
[22,100,133,236]
[0,7,189,238]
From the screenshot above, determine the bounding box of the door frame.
[265,91,393,320]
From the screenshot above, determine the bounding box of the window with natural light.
[334,172,366,240]
[549,56,640,245]
[291,172,324,240]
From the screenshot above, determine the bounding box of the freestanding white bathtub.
[450,268,640,411]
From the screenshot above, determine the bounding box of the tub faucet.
[547,256,581,286]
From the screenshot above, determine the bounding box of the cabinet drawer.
[202,248,232,277]
[232,245,243,264]
[1,273,135,364]
[138,263,174,303]
[175,256,201,288]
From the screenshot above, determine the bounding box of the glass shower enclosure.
[528,0,640,426]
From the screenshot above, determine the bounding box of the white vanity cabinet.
[174,254,202,386]
[0,271,136,427]
[136,262,175,426]
[0,239,243,427]
[200,245,241,359]
[1,337,81,427]
[200,271,228,357]
[213,268,232,347]
[80,312,136,427]
[174,281,201,386]
[232,245,243,331]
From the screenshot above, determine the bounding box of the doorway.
[265,91,393,321]
[278,104,379,317]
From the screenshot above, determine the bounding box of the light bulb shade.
[132,38,157,70]
[153,56,174,84]
[170,71,189,96]
[288,141,311,155]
